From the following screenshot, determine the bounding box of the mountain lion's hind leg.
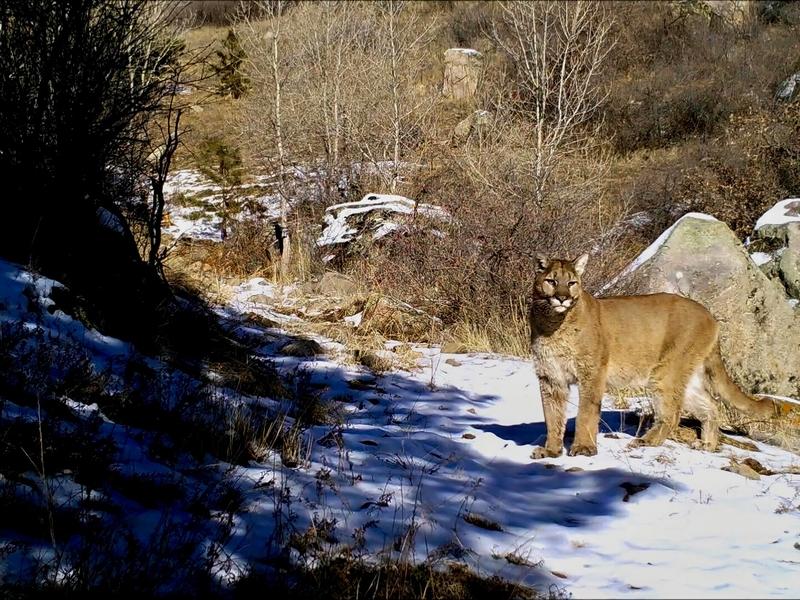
[531,374,568,459]
[629,366,690,449]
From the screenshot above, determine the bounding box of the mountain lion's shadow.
[474,409,647,447]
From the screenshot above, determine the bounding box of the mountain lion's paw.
[531,446,561,459]
[627,437,651,449]
[568,443,597,457]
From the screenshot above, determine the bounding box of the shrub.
[212,29,250,99]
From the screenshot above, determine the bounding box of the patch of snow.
[163,169,219,197]
[755,198,800,231]
[750,251,773,266]
[4,255,799,597]
[225,277,300,323]
[789,299,799,309]
[451,48,482,57]
[225,345,800,598]
[164,209,224,242]
[602,213,718,293]
[343,311,363,327]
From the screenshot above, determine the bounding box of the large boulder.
[750,198,800,299]
[443,48,483,100]
[603,213,800,398]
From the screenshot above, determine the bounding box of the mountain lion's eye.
[544,279,556,286]
[568,281,577,287]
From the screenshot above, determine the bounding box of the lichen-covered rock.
[603,213,800,397]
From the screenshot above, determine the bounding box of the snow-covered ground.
[162,169,287,242]
[218,330,800,598]
[2,260,799,597]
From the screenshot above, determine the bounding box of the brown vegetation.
[173,1,800,353]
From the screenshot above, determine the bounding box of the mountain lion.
[529,253,778,458]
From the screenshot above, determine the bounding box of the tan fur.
[528,253,777,458]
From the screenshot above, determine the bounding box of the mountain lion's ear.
[535,253,549,273]
[573,253,589,276]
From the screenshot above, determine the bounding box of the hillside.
[2,1,800,598]
[2,249,799,597]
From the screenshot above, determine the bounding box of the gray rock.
[776,72,800,102]
[701,0,754,27]
[453,110,492,143]
[752,199,800,298]
[603,213,800,398]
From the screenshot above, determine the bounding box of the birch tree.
[492,0,614,206]
[349,0,437,193]
[239,0,293,275]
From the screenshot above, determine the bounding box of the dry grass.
[722,403,800,454]
[234,557,543,600]
[444,300,530,357]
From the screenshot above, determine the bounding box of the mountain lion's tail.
[704,344,776,419]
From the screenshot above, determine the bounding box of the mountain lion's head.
[531,253,588,315]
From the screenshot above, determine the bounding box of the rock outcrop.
[775,72,800,102]
[316,193,449,262]
[603,212,800,398]
[700,0,754,27]
[443,48,482,100]
[751,198,800,299]
[453,110,492,144]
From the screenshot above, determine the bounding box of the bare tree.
[239,0,293,276]
[146,103,182,271]
[294,1,362,200]
[352,1,438,192]
[491,0,615,206]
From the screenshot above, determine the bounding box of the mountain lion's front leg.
[531,374,568,459]
[570,368,608,457]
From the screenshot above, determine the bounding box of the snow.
[2,256,799,597]
[343,311,363,327]
[751,251,773,266]
[317,193,449,246]
[755,198,800,231]
[161,169,291,242]
[602,213,718,293]
[218,346,800,598]
[449,48,482,57]
[96,206,126,234]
